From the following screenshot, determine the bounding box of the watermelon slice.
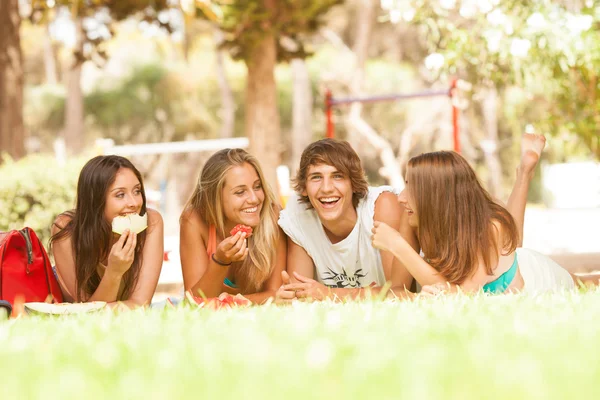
[230,224,253,237]
[187,293,252,310]
[24,301,107,316]
[112,213,148,235]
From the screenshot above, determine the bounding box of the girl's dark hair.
[50,155,147,301]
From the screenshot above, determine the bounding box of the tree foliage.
[382,0,600,156]
[28,0,172,66]
[189,0,343,61]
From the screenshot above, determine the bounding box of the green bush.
[0,154,84,247]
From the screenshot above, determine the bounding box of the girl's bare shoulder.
[51,212,73,236]
[179,207,209,238]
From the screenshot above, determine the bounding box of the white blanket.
[517,248,575,292]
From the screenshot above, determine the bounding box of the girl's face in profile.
[104,168,144,224]
[398,183,418,228]
[221,162,265,230]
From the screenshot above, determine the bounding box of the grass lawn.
[1,290,600,400]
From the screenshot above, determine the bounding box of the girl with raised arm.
[372,134,581,294]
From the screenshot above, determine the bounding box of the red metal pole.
[449,78,460,153]
[325,89,334,139]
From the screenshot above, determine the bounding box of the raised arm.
[505,133,546,246]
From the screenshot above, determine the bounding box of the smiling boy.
[277,138,419,300]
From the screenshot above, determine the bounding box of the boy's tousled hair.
[293,138,368,209]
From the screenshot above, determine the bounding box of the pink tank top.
[206,225,217,257]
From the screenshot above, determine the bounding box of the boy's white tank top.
[278,186,396,288]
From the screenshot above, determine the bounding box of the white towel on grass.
[517,248,575,292]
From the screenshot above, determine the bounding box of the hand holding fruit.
[214,229,249,265]
[107,229,137,277]
[230,224,253,238]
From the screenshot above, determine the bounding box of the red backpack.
[0,227,64,310]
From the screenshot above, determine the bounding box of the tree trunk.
[63,18,85,155]
[214,29,235,139]
[291,58,313,172]
[244,33,281,193]
[0,0,25,160]
[346,0,403,187]
[480,86,503,199]
[43,24,58,85]
[350,0,376,96]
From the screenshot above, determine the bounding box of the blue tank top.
[224,277,238,289]
[482,254,518,294]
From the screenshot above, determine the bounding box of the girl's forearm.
[87,269,123,303]
[189,259,230,298]
[390,240,448,287]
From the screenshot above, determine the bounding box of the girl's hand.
[214,231,248,265]
[371,221,403,253]
[420,282,458,297]
[284,271,331,301]
[275,271,296,304]
[108,230,137,276]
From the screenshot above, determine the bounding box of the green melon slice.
[24,301,107,316]
[112,213,148,235]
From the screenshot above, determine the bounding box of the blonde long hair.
[185,148,279,293]
[407,151,518,284]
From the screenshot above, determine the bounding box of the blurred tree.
[214,29,236,139]
[291,58,313,171]
[27,0,172,155]
[346,0,405,189]
[43,23,59,85]
[0,0,25,161]
[188,0,342,189]
[383,0,600,160]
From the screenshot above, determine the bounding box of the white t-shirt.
[278,186,397,288]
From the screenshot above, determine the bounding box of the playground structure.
[324,78,461,152]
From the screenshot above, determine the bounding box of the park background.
[1,0,599,297]
[4,3,600,400]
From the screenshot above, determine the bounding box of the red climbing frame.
[325,78,461,152]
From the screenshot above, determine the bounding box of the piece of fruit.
[24,301,107,316]
[186,293,252,310]
[112,213,148,235]
[230,224,253,237]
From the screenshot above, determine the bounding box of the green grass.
[2,291,600,400]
